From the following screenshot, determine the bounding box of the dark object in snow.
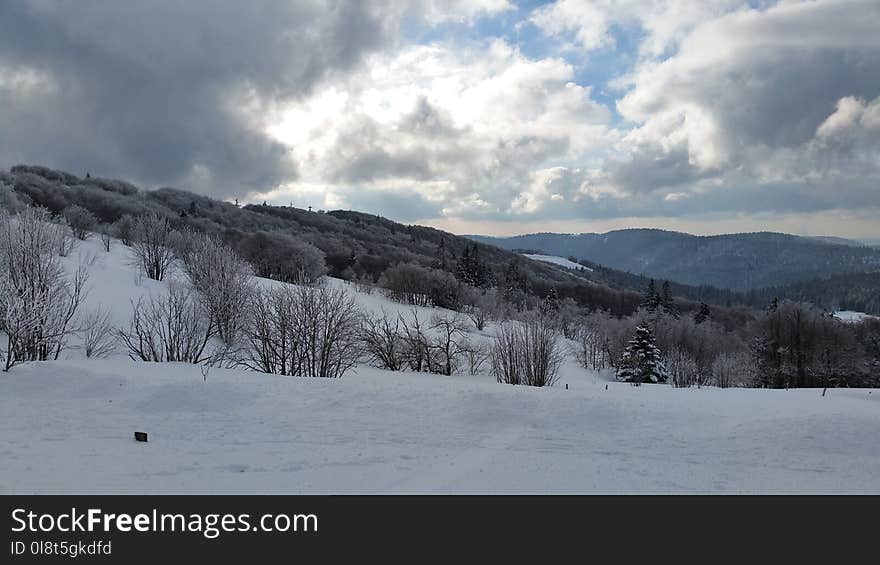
[605,384,608,390]
[565,383,568,390]
[822,388,827,397]
[134,432,148,442]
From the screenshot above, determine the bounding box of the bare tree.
[429,312,471,376]
[77,307,117,359]
[100,230,112,252]
[130,213,175,281]
[666,347,701,388]
[461,287,500,331]
[359,310,406,371]
[398,309,436,373]
[712,351,754,388]
[462,339,490,376]
[119,282,215,363]
[174,230,254,345]
[491,317,564,387]
[353,276,375,295]
[241,283,363,378]
[0,207,89,371]
[54,216,76,257]
[241,285,298,375]
[573,326,609,372]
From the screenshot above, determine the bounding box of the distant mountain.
[468,229,880,292]
[749,272,880,316]
[808,236,866,247]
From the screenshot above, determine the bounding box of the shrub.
[241,283,362,378]
[0,207,89,370]
[63,205,97,240]
[491,318,564,387]
[380,263,463,309]
[112,215,136,246]
[174,230,254,345]
[666,348,701,388]
[237,231,326,284]
[359,310,406,371]
[77,308,117,359]
[130,213,175,281]
[119,283,215,363]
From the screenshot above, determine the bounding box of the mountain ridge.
[467,229,880,292]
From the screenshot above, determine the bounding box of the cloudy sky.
[1,1,879,237]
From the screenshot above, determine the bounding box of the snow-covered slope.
[833,310,877,323]
[2,236,879,494]
[523,254,592,272]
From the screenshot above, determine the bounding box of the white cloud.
[414,0,514,24]
[265,39,613,217]
[586,0,880,209]
[816,96,880,139]
[0,64,56,95]
[531,0,746,56]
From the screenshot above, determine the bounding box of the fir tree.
[435,237,449,271]
[456,243,491,288]
[456,245,475,284]
[502,259,529,308]
[616,326,668,384]
[641,279,661,312]
[660,281,679,318]
[694,302,711,324]
[540,288,561,316]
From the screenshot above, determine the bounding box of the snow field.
[1,235,879,493]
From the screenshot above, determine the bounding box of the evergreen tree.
[435,237,449,271]
[540,288,561,316]
[456,243,491,288]
[660,281,679,318]
[456,245,474,284]
[502,259,529,308]
[694,302,711,324]
[616,326,668,384]
[642,279,661,312]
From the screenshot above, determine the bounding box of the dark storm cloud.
[0,1,395,197]
[604,146,714,194]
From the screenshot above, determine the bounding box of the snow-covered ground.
[3,360,879,494]
[1,236,879,494]
[833,310,877,323]
[523,253,592,271]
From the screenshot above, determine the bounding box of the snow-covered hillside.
[524,253,592,272]
[2,235,880,493]
[834,310,877,323]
